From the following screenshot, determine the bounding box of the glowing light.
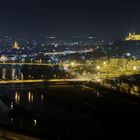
[83,72,86,75]
[15,92,20,103]
[64,66,69,71]
[11,118,13,124]
[125,33,140,41]
[10,102,14,110]
[71,62,75,66]
[0,55,8,62]
[41,94,44,101]
[33,119,37,126]
[133,66,137,70]
[28,91,33,102]
[103,61,107,65]
[96,66,100,70]
[126,52,131,56]
[13,41,20,49]
[96,78,102,82]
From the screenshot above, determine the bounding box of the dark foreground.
[0,84,140,140]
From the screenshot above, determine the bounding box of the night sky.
[0,0,140,40]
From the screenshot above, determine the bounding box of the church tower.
[13,41,20,49]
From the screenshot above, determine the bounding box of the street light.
[133,66,137,71]
[96,66,100,70]
[71,62,75,66]
[103,61,107,65]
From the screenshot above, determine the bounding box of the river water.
[0,84,140,140]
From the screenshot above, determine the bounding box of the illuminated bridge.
[0,62,69,80]
[0,62,84,80]
[0,79,90,85]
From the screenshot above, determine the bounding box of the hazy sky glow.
[0,0,140,40]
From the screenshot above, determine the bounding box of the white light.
[133,66,137,70]
[96,66,100,70]
[34,119,37,126]
[71,62,75,66]
[103,61,107,65]
[0,56,8,62]
[10,102,14,110]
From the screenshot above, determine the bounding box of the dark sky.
[0,0,140,40]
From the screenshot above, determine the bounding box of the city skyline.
[0,0,140,139]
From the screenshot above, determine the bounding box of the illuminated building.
[0,55,8,62]
[13,41,20,49]
[125,33,140,41]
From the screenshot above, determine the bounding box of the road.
[0,62,61,66]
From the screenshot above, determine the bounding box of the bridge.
[0,79,90,84]
[0,62,70,81]
[0,62,85,81]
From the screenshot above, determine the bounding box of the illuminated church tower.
[13,41,20,49]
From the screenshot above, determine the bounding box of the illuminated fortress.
[125,33,140,41]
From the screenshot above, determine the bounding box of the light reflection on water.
[28,91,34,103]
[9,88,46,105]
[41,94,44,101]
[0,84,140,139]
[0,85,86,125]
[0,85,111,139]
[0,86,48,131]
[15,92,20,103]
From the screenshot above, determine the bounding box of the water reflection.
[10,117,13,124]
[10,102,14,110]
[15,92,20,103]
[33,119,37,127]
[28,91,34,103]
[0,85,114,139]
[0,86,49,138]
[41,94,44,101]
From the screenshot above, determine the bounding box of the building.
[103,33,140,59]
[13,41,20,49]
[125,33,140,41]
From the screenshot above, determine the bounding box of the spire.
[13,41,20,49]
